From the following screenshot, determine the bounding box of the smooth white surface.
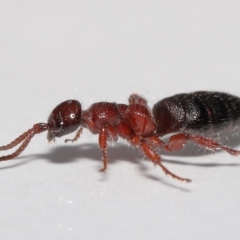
[0,1,240,240]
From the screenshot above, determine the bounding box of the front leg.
[65,128,83,143]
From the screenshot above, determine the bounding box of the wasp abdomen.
[153,91,240,136]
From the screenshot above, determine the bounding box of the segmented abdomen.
[152,91,240,136]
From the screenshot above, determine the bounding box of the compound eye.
[70,113,77,119]
[47,100,82,141]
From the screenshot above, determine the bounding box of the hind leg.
[164,133,240,155]
[128,135,191,182]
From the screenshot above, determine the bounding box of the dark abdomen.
[152,91,240,136]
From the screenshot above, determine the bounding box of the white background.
[0,1,240,240]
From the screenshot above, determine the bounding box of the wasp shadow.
[36,143,142,165]
[32,143,194,191]
[0,141,239,191]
